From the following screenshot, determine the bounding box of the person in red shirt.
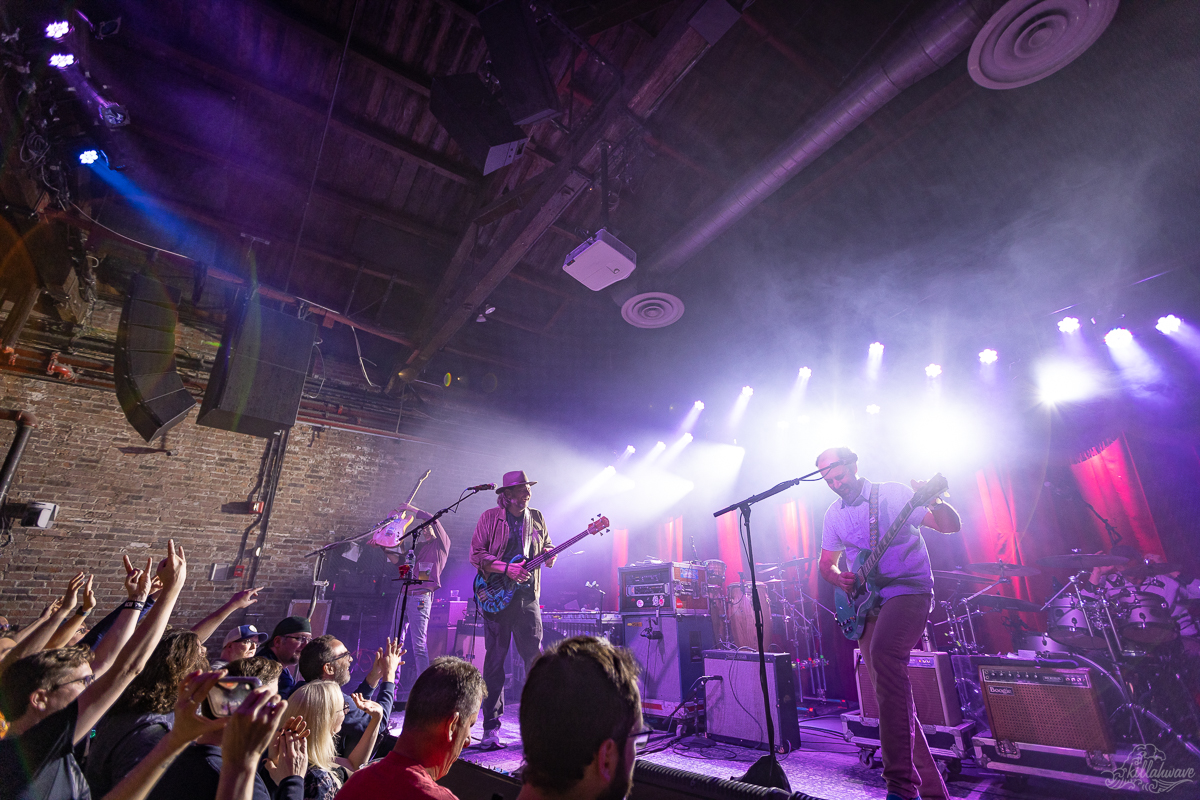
[337,657,485,800]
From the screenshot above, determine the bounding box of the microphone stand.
[712,465,828,791]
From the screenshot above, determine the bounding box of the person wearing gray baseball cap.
[211,624,269,668]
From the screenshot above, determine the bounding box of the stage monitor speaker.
[854,649,962,726]
[476,0,560,126]
[430,74,528,175]
[979,665,1113,752]
[631,760,812,800]
[197,293,317,438]
[702,649,801,750]
[286,599,331,637]
[623,613,713,713]
[114,275,197,441]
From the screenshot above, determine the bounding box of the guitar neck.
[525,528,591,570]
[859,498,919,578]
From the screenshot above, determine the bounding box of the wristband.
[75,606,90,617]
[122,600,146,611]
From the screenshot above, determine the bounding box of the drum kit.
[703,556,830,702]
[931,551,1200,754]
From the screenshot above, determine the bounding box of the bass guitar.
[833,474,948,640]
[473,515,610,615]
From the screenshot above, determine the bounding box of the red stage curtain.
[608,527,628,612]
[716,511,744,586]
[971,466,1036,605]
[1069,434,1165,558]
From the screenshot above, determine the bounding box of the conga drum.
[728,581,773,648]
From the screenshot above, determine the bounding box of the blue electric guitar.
[833,474,948,640]
[473,516,610,615]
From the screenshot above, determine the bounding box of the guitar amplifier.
[703,650,801,749]
[979,666,1113,752]
[544,612,624,646]
[855,650,961,726]
[623,613,712,714]
[286,599,330,637]
[619,563,709,615]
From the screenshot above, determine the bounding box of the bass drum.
[728,581,773,649]
[1012,630,1075,656]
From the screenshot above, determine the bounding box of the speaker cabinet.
[623,614,713,713]
[703,650,801,749]
[855,649,962,726]
[286,599,331,637]
[980,665,1113,752]
[430,74,528,175]
[197,294,317,437]
[326,593,397,666]
[114,275,197,441]
[477,0,560,126]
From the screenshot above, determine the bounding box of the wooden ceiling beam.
[116,32,481,187]
[132,125,457,250]
[403,0,711,377]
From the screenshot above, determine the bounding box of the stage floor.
[386,706,1162,800]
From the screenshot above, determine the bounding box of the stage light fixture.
[625,445,636,455]
[979,349,998,365]
[1157,315,1181,335]
[741,386,753,396]
[1037,360,1098,405]
[693,400,704,410]
[1058,316,1080,333]
[1104,328,1132,347]
[78,149,100,165]
[866,404,881,415]
[925,364,942,378]
[45,21,71,39]
[869,342,884,357]
[798,367,812,379]
[49,53,75,68]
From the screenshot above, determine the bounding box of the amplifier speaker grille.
[855,650,962,726]
[979,666,1113,752]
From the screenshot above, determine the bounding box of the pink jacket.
[470,506,552,601]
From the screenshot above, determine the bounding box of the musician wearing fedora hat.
[469,470,556,750]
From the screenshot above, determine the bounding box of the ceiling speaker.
[621,292,684,329]
[968,0,1120,90]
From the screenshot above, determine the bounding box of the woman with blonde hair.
[285,679,383,800]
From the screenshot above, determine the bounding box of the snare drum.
[1047,595,1107,649]
[1118,591,1178,645]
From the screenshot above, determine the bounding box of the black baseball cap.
[269,616,312,640]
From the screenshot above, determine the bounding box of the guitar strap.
[868,483,880,549]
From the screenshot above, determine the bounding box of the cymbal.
[761,578,786,585]
[783,557,816,567]
[1038,553,1129,570]
[932,570,996,585]
[1122,561,1183,579]
[966,561,1041,577]
[971,594,1042,613]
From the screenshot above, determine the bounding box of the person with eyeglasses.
[516,637,644,800]
[284,680,382,800]
[296,636,401,761]
[259,618,313,699]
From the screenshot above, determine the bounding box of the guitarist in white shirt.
[816,448,961,800]
[468,470,556,751]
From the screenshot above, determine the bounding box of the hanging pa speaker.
[477,0,560,126]
[197,293,317,438]
[430,74,528,175]
[114,274,197,441]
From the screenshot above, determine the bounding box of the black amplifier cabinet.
[624,613,713,715]
[619,563,709,615]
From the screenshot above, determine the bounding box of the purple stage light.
[866,404,881,415]
[925,364,942,378]
[741,386,753,397]
[1058,316,1081,333]
[45,21,71,39]
[625,445,636,455]
[979,349,998,365]
[798,367,812,379]
[869,342,884,357]
[693,400,704,410]
[1104,328,1133,347]
[1156,315,1181,335]
[49,53,75,68]
[78,150,100,165]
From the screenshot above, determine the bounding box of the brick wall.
[0,370,512,645]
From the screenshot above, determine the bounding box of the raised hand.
[351,692,383,720]
[124,554,153,600]
[266,715,310,783]
[159,539,187,591]
[61,572,87,609]
[81,575,97,614]
[221,687,287,769]
[382,637,405,678]
[230,587,262,610]
[167,670,230,745]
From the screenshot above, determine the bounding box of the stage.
[388,704,1187,800]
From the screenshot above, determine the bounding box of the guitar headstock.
[913,473,949,507]
[589,515,611,534]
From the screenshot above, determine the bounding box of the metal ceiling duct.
[644,0,1004,279]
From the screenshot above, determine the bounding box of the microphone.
[468,483,496,491]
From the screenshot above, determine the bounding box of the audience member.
[85,630,209,795]
[146,658,305,800]
[337,657,485,800]
[296,635,399,758]
[0,541,187,800]
[517,637,645,800]
[259,618,311,698]
[213,626,269,669]
[284,680,382,800]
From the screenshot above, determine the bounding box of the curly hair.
[111,629,208,715]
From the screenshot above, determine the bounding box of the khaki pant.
[859,593,948,800]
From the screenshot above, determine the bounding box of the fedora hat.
[496,470,537,492]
